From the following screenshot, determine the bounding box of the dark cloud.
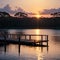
[0,4,14,14]
[0,4,36,16]
[0,4,25,14]
[40,8,60,15]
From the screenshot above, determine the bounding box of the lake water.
[0,29,60,60]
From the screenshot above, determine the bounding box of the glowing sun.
[35,14,40,18]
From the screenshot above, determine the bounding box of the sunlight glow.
[35,29,40,41]
[35,15,40,19]
[36,29,40,35]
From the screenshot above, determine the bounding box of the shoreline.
[0,17,60,29]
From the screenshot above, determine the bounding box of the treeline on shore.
[0,17,60,29]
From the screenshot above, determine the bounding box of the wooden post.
[17,34,19,39]
[4,35,7,53]
[29,35,31,40]
[25,35,26,40]
[19,36,21,44]
[41,35,43,45]
[4,43,6,53]
[18,35,20,55]
[47,35,48,46]
[3,34,6,43]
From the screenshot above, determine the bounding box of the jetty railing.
[0,34,49,47]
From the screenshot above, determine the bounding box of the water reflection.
[52,36,60,43]
[0,44,48,55]
[36,47,44,60]
[35,29,40,41]
[0,29,60,60]
[0,44,20,55]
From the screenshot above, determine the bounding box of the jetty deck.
[0,34,49,47]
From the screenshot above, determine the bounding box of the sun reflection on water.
[36,47,44,60]
[35,29,44,60]
[36,29,40,35]
[35,29,40,41]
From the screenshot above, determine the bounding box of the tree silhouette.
[0,12,10,17]
[14,12,28,18]
[51,12,60,17]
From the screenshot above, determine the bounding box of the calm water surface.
[0,29,60,60]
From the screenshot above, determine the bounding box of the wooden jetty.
[0,34,49,47]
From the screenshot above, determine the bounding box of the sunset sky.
[0,0,60,15]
